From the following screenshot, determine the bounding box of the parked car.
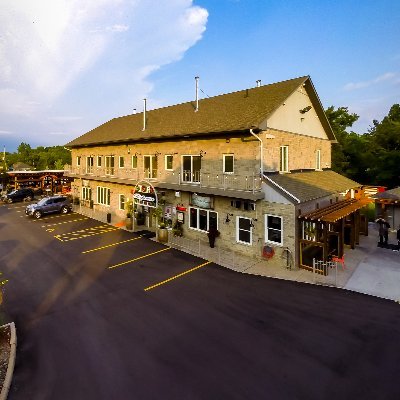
[2,188,35,203]
[25,195,72,219]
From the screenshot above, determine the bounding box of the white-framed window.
[119,194,125,211]
[86,156,94,174]
[82,187,92,200]
[119,156,125,168]
[131,155,138,169]
[165,155,173,171]
[236,216,252,245]
[223,154,234,174]
[189,207,218,232]
[97,186,111,206]
[76,156,81,167]
[279,146,289,173]
[182,155,201,183]
[265,214,283,245]
[97,156,102,167]
[315,149,321,170]
[144,155,158,179]
[105,156,115,175]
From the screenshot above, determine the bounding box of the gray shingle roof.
[373,187,400,200]
[66,76,335,147]
[264,170,360,203]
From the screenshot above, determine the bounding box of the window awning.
[299,198,372,223]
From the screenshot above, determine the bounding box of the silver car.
[25,195,72,219]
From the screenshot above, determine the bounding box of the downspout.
[249,128,263,177]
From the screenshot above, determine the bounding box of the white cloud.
[343,72,397,91]
[0,0,208,146]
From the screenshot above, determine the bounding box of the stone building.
[65,76,368,269]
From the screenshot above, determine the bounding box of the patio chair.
[331,255,346,270]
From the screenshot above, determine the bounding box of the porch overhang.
[299,198,373,223]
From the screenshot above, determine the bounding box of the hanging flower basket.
[262,245,275,259]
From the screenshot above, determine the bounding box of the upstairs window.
[119,156,125,168]
[86,156,94,174]
[97,156,102,167]
[131,156,138,169]
[105,156,115,175]
[76,156,81,167]
[165,155,173,171]
[223,154,234,174]
[315,149,321,170]
[280,146,289,173]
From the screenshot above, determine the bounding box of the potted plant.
[172,221,183,237]
[207,227,220,248]
[125,200,133,230]
[154,206,168,243]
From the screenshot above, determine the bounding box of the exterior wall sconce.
[134,152,141,156]
[225,213,233,223]
[200,150,206,158]
[299,106,312,114]
[250,218,257,228]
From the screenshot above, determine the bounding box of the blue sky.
[1,0,399,152]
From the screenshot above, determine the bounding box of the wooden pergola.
[298,198,372,270]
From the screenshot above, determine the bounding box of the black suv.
[25,195,72,219]
[2,188,35,203]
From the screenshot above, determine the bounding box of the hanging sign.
[133,180,158,208]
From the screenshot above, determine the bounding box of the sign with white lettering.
[133,181,158,208]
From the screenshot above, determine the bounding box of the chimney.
[142,98,147,131]
[195,76,199,112]
[256,79,261,87]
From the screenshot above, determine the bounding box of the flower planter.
[157,227,168,243]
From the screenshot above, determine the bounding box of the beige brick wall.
[262,128,332,172]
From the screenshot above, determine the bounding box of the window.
[97,186,111,206]
[119,194,125,211]
[189,207,218,232]
[265,214,283,245]
[236,216,252,245]
[143,155,158,179]
[223,154,234,174]
[182,155,201,183]
[86,156,94,174]
[165,155,173,171]
[279,146,289,173]
[76,156,81,167]
[97,156,102,167]
[131,156,138,169]
[315,149,321,170]
[82,187,92,201]
[119,156,125,168]
[105,156,115,175]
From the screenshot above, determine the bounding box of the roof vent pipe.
[142,98,147,131]
[256,80,261,87]
[195,76,199,112]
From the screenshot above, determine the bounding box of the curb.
[0,322,17,400]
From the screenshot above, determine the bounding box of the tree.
[325,106,360,176]
[367,104,400,188]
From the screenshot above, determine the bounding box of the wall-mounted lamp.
[225,213,233,223]
[226,138,230,143]
[155,151,161,157]
[250,218,257,228]
[134,152,141,156]
[299,106,312,114]
[199,150,206,158]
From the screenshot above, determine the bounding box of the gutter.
[249,128,263,176]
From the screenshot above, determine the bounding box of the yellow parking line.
[41,217,88,227]
[108,247,171,270]
[55,227,118,242]
[83,236,142,254]
[31,212,77,222]
[144,261,211,292]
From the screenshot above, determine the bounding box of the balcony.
[64,165,262,196]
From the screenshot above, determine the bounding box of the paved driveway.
[1,203,400,400]
[344,224,400,301]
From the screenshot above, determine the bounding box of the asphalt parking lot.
[1,201,400,400]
